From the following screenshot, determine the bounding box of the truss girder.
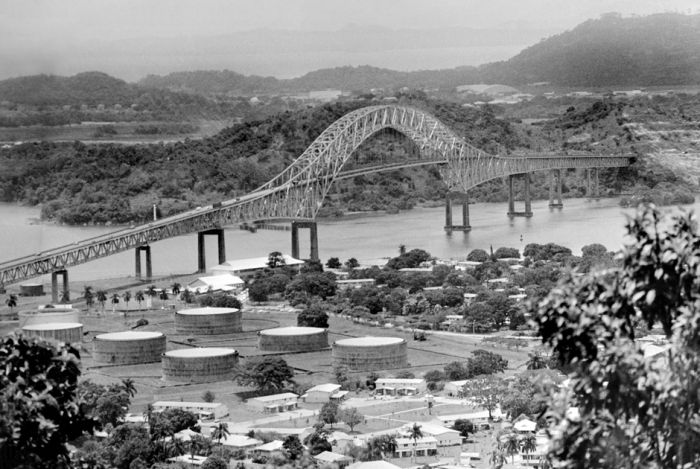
[0,105,632,286]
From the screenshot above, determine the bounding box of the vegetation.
[534,206,700,467]
[236,357,295,393]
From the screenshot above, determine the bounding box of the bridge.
[0,105,632,298]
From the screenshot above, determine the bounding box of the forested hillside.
[139,13,700,93]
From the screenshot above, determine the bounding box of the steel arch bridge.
[0,105,632,286]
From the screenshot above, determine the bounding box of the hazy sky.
[1,0,698,80]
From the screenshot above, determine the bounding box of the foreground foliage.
[534,206,700,468]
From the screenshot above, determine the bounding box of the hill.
[138,13,700,94]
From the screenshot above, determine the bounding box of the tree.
[201,456,227,469]
[345,257,359,269]
[122,290,132,311]
[121,378,137,398]
[60,289,70,303]
[284,272,336,300]
[4,293,17,314]
[319,400,340,428]
[159,289,169,306]
[145,285,157,309]
[236,357,295,393]
[533,206,700,468]
[135,290,145,309]
[444,361,469,381]
[202,390,216,403]
[96,290,107,311]
[282,434,304,460]
[180,289,194,304]
[525,351,547,370]
[0,337,96,468]
[326,257,342,269]
[149,408,199,440]
[304,426,332,456]
[361,434,397,461]
[494,247,520,259]
[211,422,230,457]
[83,286,94,310]
[248,281,269,302]
[452,419,475,439]
[297,302,329,328]
[520,433,537,456]
[171,283,181,297]
[500,431,520,463]
[267,251,285,268]
[111,293,120,312]
[466,349,508,376]
[340,406,364,432]
[408,423,423,462]
[462,375,507,420]
[466,248,489,262]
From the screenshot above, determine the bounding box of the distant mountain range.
[2,12,699,105]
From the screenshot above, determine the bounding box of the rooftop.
[165,347,237,358]
[177,307,239,315]
[95,331,163,341]
[250,392,298,402]
[23,322,82,330]
[307,383,342,393]
[335,336,404,347]
[261,326,325,336]
[153,401,224,409]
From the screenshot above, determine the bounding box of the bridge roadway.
[0,104,633,288]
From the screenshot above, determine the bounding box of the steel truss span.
[0,105,632,286]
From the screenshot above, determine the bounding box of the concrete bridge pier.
[444,193,471,233]
[198,229,226,273]
[549,169,564,208]
[135,245,152,280]
[291,221,319,261]
[586,168,600,200]
[51,269,69,304]
[507,174,533,218]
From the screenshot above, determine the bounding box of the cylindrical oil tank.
[175,307,242,335]
[162,347,238,383]
[332,336,408,371]
[19,308,79,328]
[93,331,166,365]
[258,326,328,352]
[22,322,83,344]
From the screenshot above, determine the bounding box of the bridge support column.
[51,269,69,304]
[291,221,319,262]
[197,229,226,273]
[507,174,533,218]
[135,246,152,280]
[549,169,563,208]
[444,193,471,233]
[586,169,600,200]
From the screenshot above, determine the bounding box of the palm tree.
[83,286,94,311]
[111,293,120,313]
[171,283,181,299]
[180,289,194,304]
[135,290,145,310]
[520,433,537,458]
[211,422,230,457]
[121,378,137,398]
[159,289,169,308]
[143,403,154,423]
[399,244,407,255]
[122,291,132,311]
[96,290,107,312]
[146,285,157,309]
[502,432,520,463]
[5,294,17,315]
[490,448,506,469]
[408,423,423,462]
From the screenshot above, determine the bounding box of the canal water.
[0,198,694,282]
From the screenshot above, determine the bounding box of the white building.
[303,383,348,403]
[402,422,462,446]
[444,380,467,397]
[250,440,285,458]
[221,434,262,449]
[375,378,427,396]
[393,436,438,458]
[314,451,353,468]
[186,274,244,294]
[247,393,299,413]
[211,254,304,279]
[151,401,229,420]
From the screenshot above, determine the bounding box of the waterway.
[0,198,695,283]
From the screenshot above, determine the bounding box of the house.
[247,393,299,413]
[375,378,427,396]
[348,461,401,469]
[166,455,206,467]
[393,436,438,458]
[250,440,285,458]
[336,279,376,290]
[444,380,467,397]
[513,417,537,433]
[314,451,353,468]
[211,254,304,279]
[402,422,462,446]
[151,401,229,420]
[329,431,355,452]
[174,428,201,442]
[186,274,244,294]
[303,383,348,403]
[221,434,262,449]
